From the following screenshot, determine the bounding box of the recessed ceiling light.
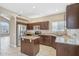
[19,11,23,14]
[33,6,36,8]
[56,9,59,12]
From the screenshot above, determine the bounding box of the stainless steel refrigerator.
[16,24,26,47]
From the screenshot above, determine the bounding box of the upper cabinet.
[27,21,49,30]
[40,21,49,30]
[66,3,79,29]
[27,23,33,30]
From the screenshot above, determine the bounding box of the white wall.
[9,16,16,47]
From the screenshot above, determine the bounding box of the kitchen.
[16,3,79,56]
[0,3,79,56]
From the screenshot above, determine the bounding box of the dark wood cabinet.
[39,35,56,48]
[27,23,33,30]
[27,21,49,30]
[40,21,49,30]
[21,35,56,56]
[51,36,56,49]
[39,35,45,44]
[21,38,39,56]
[56,43,79,56]
[40,35,51,46]
[66,3,79,29]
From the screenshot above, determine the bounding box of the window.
[52,21,65,32]
[0,21,9,34]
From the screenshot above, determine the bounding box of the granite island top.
[21,36,40,40]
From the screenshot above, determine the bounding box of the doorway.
[0,17,10,52]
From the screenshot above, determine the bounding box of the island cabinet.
[39,35,56,48]
[56,43,79,56]
[66,3,79,29]
[21,37,40,56]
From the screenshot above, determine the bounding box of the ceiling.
[0,3,70,18]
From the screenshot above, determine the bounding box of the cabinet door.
[66,4,79,29]
[39,36,43,44]
[21,39,27,53]
[40,35,51,46]
[56,43,79,56]
[51,36,56,48]
[27,24,33,30]
[44,36,51,46]
[40,22,43,29]
[27,24,31,30]
[44,21,49,29]
[40,21,49,30]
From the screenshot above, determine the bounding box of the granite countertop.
[21,36,40,40]
[40,33,79,45]
[40,33,56,36]
[41,33,79,45]
[55,35,79,45]
[40,32,79,45]
[40,32,66,37]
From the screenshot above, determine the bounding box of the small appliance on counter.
[26,32,33,36]
[35,31,41,35]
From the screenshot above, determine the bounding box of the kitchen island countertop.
[21,36,40,40]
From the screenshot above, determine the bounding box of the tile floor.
[0,36,56,56]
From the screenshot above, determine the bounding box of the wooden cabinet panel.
[40,35,50,46]
[39,35,56,48]
[51,36,56,49]
[39,36,44,44]
[56,43,79,56]
[27,24,33,30]
[21,38,39,56]
[40,21,49,30]
[44,36,51,46]
[27,21,49,30]
[66,3,79,29]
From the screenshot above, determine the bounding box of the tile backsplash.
[27,30,51,34]
[67,29,79,44]
[67,29,79,38]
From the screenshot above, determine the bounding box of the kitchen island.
[21,36,40,56]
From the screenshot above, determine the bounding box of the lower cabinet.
[51,36,56,48]
[39,35,56,48]
[56,43,79,56]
